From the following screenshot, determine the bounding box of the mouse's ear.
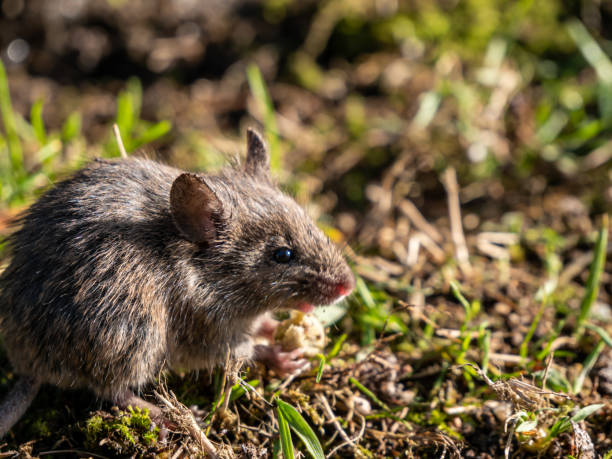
[244,128,270,179]
[170,173,222,244]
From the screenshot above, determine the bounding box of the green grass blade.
[355,277,376,309]
[131,120,171,150]
[36,138,62,164]
[479,328,491,375]
[549,403,605,439]
[277,404,294,459]
[127,77,142,125]
[114,78,141,152]
[536,318,566,361]
[585,324,612,347]
[246,64,281,172]
[230,379,260,402]
[30,100,46,144]
[61,112,82,143]
[571,403,604,422]
[549,416,571,438]
[413,91,441,128]
[116,78,142,139]
[276,399,324,459]
[538,367,572,393]
[14,113,35,141]
[597,81,612,124]
[573,339,605,394]
[576,214,608,332]
[566,20,612,83]
[116,92,134,149]
[520,296,548,360]
[450,280,471,316]
[0,58,24,182]
[203,368,226,425]
[567,20,612,124]
[349,376,390,411]
[315,354,325,383]
[326,333,347,359]
[272,438,282,459]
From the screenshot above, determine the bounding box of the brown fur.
[0,129,354,435]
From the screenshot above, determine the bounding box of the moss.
[83,408,159,455]
[115,422,136,446]
[29,418,52,438]
[84,415,105,448]
[126,406,152,431]
[141,430,158,447]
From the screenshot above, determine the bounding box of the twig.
[444,405,479,415]
[461,362,571,411]
[155,388,221,459]
[476,232,518,260]
[170,445,185,459]
[406,234,421,265]
[237,378,273,407]
[317,394,358,458]
[441,167,472,276]
[583,138,612,170]
[220,349,234,414]
[487,353,523,363]
[541,353,553,391]
[414,231,446,263]
[436,328,485,339]
[37,451,109,459]
[477,232,519,245]
[559,252,594,286]
[398,200,443,243]
[113,123,128,158]
[504,413,519,459]
[477,239,510,259]
[240,424,274,437]
[328,414,366,458]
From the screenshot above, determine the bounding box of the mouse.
[0,128,355,436]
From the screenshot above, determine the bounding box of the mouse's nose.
[335,283,349,296]
[335,274,355,297]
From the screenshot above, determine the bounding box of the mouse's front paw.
[254,315,280,341]
[254,344,308,376]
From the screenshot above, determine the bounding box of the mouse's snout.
[314,267,355,305]
[334,274,355,297]
[335,283,349,297]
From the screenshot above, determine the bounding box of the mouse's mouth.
[289,276,355,313]
[294,302,315,313]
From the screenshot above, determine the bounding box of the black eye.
[273,247,293,263]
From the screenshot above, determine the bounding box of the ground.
[0,1,610,457]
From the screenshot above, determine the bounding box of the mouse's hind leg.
[113,389,163,424]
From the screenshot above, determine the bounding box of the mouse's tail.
[0,376,40,437]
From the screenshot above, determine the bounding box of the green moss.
[141,430,159,447]
[126,406,152,431]
[84,415,105,447]
[83,408,159,454]
[29,418,52,438]
[115,422,136,446]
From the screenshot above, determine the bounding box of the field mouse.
[0,129,354,436]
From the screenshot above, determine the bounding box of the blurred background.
[1,0,610,235]
[0,0,611,456]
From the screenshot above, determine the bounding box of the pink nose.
[335,282,352,296]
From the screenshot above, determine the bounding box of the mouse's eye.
[273,247,294,263]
